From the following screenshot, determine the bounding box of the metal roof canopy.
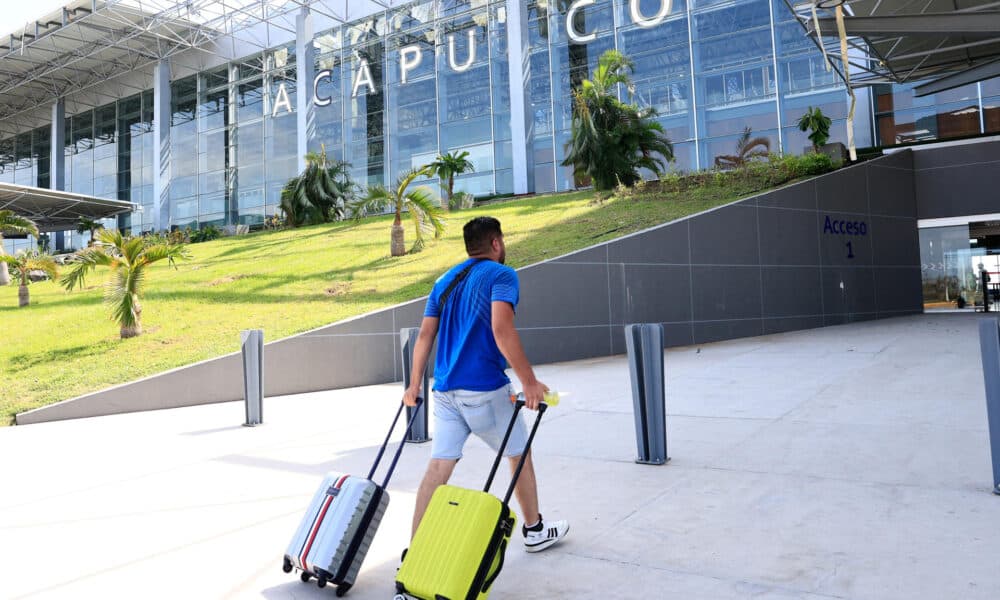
[0,0,404,136]
[787,0,1000,97]
[0,183,136,232]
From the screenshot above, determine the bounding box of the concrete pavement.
[1,314,998,599]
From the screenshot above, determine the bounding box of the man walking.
[402,216,569,553]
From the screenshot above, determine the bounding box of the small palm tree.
[61,229,190,339]
[0,210,39,286]
[280,147,354,227]
[562,49,674,191]
[0,250,57,307]
[77,217,104,247]
[798,106,833,153]
[714,127,771,169]
[351,168,444,256]
[428,151,475,211]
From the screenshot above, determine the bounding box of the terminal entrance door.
[920,219,1000,312]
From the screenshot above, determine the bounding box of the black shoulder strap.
[438,258,485,308]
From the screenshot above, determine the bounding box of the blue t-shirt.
[424,258,519,392]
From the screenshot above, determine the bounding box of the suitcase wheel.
[316,575,327,589]
[282,557,293,574]
[300,572,311,583]
[335,583,351,597]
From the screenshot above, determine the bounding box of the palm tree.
[280,147,354,227]
[60,229,190,339]
[0,210,39,286]
[428,151,475,211]
[77,217,104,247]
[798,106,833,153]
[562,49,674,191]
[0,250,57,307]
[714,127,771,169]
[350,168,444,256]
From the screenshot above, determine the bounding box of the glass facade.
[2,0,999,242]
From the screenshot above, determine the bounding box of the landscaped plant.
[60,229,190,339]
[0,250,57,307]
[451,191,475,211]
[714,127,771,169]
[0,209,39,286]
[562,49,674,191]
[428,151,475,211]
[798,106,833,153]
[77,217,104,247]
[351,167,444,256]
[281,148,355,227]
[189,224,222,243]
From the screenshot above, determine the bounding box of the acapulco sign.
[267,0,675,117]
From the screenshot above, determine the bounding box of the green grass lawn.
[0,180,790,424]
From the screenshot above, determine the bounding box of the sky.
[4,1,81,38]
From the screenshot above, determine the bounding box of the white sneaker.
[522,515,569,553]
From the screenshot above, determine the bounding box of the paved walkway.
[2,314,998,599]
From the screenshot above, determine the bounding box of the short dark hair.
[464,216,503,255]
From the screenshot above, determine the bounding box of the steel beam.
[813,13,1000,37]
[915,58,1000,97]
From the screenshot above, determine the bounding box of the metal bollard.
[976,319,1000,495]
[625,323,669,465]
[400,327,431,443]
[241,329,264,427]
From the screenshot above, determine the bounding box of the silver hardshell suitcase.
[283,399,424,596]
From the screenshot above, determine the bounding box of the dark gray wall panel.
[761,267,823,318]
[553,245,606,264]
[265,334,397,394]
[822,267,877,317]
[693,319,764,344]
[763,316,825,335]
[610,322,694,355]
[817,166,869,214]
[309,308,396,336]
[758,207,821,266]
[689,204,759,265]
[914,140,1000,169]
[519,326,612,364]
[610,264,692,325]
[691,266,763,321]
[871,216,919,266]
[875,266,923,314]
[757,180,816,211]
[913,142,1000,219]
[608,221,689,264]
[517,262,610,327]
[868,163,916,218]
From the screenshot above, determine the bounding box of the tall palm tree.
[714,127,771,169]
[351,168,444,256]
[77,217,104,247]
[280,147,354,227]
[0,210,39,286]
[61,229,190,339]
[0,250,57,307]
[428,151,475,211]
[562,49,674,191]
[798,106,832,153]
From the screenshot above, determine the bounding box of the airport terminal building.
[0,0,996,243]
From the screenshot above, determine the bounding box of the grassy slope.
[0,184,764,423]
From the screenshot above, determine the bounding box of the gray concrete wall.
[913,139,1000,219]
[16,151,923,424]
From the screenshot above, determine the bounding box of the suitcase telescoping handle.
[367,397,425,487]
[484,393,552,505]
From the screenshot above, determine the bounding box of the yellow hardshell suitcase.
[395,398,548,600]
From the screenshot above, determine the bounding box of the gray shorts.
[431,384,528,460]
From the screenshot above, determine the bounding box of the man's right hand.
[402,385,421,407]
[521,379,549,411]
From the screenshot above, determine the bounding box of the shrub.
[189,224,222,243]
[450,191,475,210]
